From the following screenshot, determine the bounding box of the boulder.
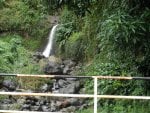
[58,79,69,87]
[30,106,40,111]
[59,84,76,94]
[41,56,63,75]
[63,66,72,74]
[2,80,17,91]
[40,84,52,92]
[60,106,76,112]
[0,104,10,110]
[44,61,63,74]
[41,105,51,112]
[52,78,81,94]
[2,99,13,104]
[63,59,76,68]
[22,104,30,110]
[50,101,57,112]
[17,99,26,105]
[33,52,44,62]
[40,56,78,75]
[66,98,79,106]
[62,59,76,75]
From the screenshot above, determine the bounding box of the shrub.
[0,0,49,38]
[0,34,41,74]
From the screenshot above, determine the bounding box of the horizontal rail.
[0,92,94,98]
[95,76,150,80]
[0,110,62,113]
[0,73,150,80]
[97,95,150,100]
[0,92,149,100]
[0,73,91,79]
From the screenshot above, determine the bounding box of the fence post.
[94,77,98,113]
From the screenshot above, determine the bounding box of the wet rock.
[59,83,76,94]
[67,98,79,106]
[26,97,38,102]
[39,56,63,74]
[2,80,17,91]
[2,99,12,104]
[74,81,81,93]
[24,97,39,106]
[22,104,30,110]
[8,103,21,110]
[22,109,30,111]
[0,104,10,110]
[52,90,59,94]
[55,101,62,109]
[58,79,69,87]
[41,105,51,112]
[60,106,76,112]
[35,101,40,106]
[33,52,44,62]
[0,87,7,92]
[30,106,40,111]
[44,61,63,74]
[52,78,81,94]
[63,66,72,74]
[30,100,36,106]
[60,64,65,68]
[39,100,46,105]
[57,100,70,109]
[25,99,31,104]
[63,60,76,68]
[17,98,26,105]
[43,57,78,75]
[62,60,76,75]
[40,84,51,92]
[50,101,57,111]
[59,80,81,94]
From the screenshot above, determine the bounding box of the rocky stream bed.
[0,56,89,113]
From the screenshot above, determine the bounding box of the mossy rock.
[39,56,62,70]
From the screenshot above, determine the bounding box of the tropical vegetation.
[0,0,150,113]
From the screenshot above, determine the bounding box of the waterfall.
[42,24,58,58]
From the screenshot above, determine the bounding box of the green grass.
[76,100,150,113]
[76,107,93,113]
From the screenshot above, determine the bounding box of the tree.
[46,0,98,16]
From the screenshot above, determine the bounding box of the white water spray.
[42,24,58,58]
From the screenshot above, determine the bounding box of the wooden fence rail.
[0,73,150,113]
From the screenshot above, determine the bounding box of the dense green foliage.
[0,0,150,112]
[76,100,150,113]
[55,0,150,112]
[0,0,50,39]
[0,0,50,73]
[0,34,41,74]
[45,0,96,16]
[56,0,150,77]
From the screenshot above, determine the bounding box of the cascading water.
[42,24,58,58]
